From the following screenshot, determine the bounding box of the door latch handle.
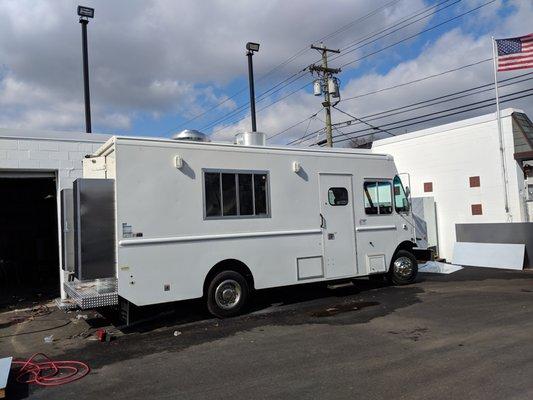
[320,213,325,229]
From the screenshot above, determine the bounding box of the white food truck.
[62,132,425,319]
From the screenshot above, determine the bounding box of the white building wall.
[372,109,524,261]
[0,128,110,297]
[0,131,108,187]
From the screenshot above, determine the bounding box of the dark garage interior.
[0,176,59,306]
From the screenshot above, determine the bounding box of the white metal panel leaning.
[66,134,423,318]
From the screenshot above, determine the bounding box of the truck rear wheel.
[389,250,418,285]
[206,270,250,318]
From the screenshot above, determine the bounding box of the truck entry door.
[319,173,357,278]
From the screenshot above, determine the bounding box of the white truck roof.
[94,135,393,160]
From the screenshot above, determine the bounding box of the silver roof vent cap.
[171,129,210,142]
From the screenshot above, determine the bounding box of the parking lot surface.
[2,267,533,399]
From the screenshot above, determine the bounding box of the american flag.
[496,34,533,72]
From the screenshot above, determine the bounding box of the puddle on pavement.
[311,301,380,317]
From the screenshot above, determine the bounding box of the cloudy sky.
[0,0,532,146]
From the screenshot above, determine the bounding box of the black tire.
[389,250,418,285]
[206,270,250,318]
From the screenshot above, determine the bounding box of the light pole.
[77,5,94,133]
[246,42,260,132]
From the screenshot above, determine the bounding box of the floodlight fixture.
[77,5,94,19]
[246,42,260,53]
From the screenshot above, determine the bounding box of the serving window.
[204,170,270,219]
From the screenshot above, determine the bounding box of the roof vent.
[234,131,266,146]
[171,129,210,142]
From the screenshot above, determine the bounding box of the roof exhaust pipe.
[234,131,266,146]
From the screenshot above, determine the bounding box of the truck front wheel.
[206,270,250,318]
[389,250,418,285]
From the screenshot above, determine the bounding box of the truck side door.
[355,179,397,275]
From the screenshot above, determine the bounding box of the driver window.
[393,175,410,213]
[364,181,392,215]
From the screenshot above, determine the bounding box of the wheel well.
[388,241,417,272]
[393,240,416,257]
[203,259,255,296]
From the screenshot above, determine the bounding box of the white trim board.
[0,357,12,397]
[452,242,525,270]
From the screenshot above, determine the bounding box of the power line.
[341,73,533,124]
[200,72,309,132]
[192,0,463,134]
[267,109,321,140]
[305,90,533,146]
[291,75,533,145]
[166,0,405,134]
[333,91,533,145]
[258,0,405,85]
[335,76,533,130]
[318,0,404,44]
[288,59,520,144]
[309,0,457,70]
[208,76,311,134]
[311,115,351,146]
[341,58,492,102]
[330,87,533,144]
[332,0,460,62]
[294,114,321,145]
[333,106,396,137]
[198,0,495,136]
[339,0,496,69]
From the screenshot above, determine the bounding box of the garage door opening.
[0,175,59,306]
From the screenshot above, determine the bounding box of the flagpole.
[492,36,511,220]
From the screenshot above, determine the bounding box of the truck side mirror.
[405,186,411,198]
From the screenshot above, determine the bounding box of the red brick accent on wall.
[471,204,483,215]
[469,176,480,187]
[423,182,433,192]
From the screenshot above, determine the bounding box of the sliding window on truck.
[204,170,270,219]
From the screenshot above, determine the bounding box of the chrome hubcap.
[215,279,242,310]
[393,256,414,278]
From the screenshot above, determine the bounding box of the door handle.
[320,213,325,229]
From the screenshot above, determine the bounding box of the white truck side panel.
[100,138,411,306]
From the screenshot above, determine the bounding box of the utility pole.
[309,43,341,147]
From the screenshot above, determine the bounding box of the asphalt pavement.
[2,267,533,400]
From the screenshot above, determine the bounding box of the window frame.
[328,187,349,206]
[363,179,393,215]
[393,175,410,214]
[202,168,271,220]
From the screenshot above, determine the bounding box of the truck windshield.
[393,175,410,213]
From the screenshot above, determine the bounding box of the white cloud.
[218,0,533,146]
[0,0,426,132]
[1,0,530,138]
[0,73,131,130]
